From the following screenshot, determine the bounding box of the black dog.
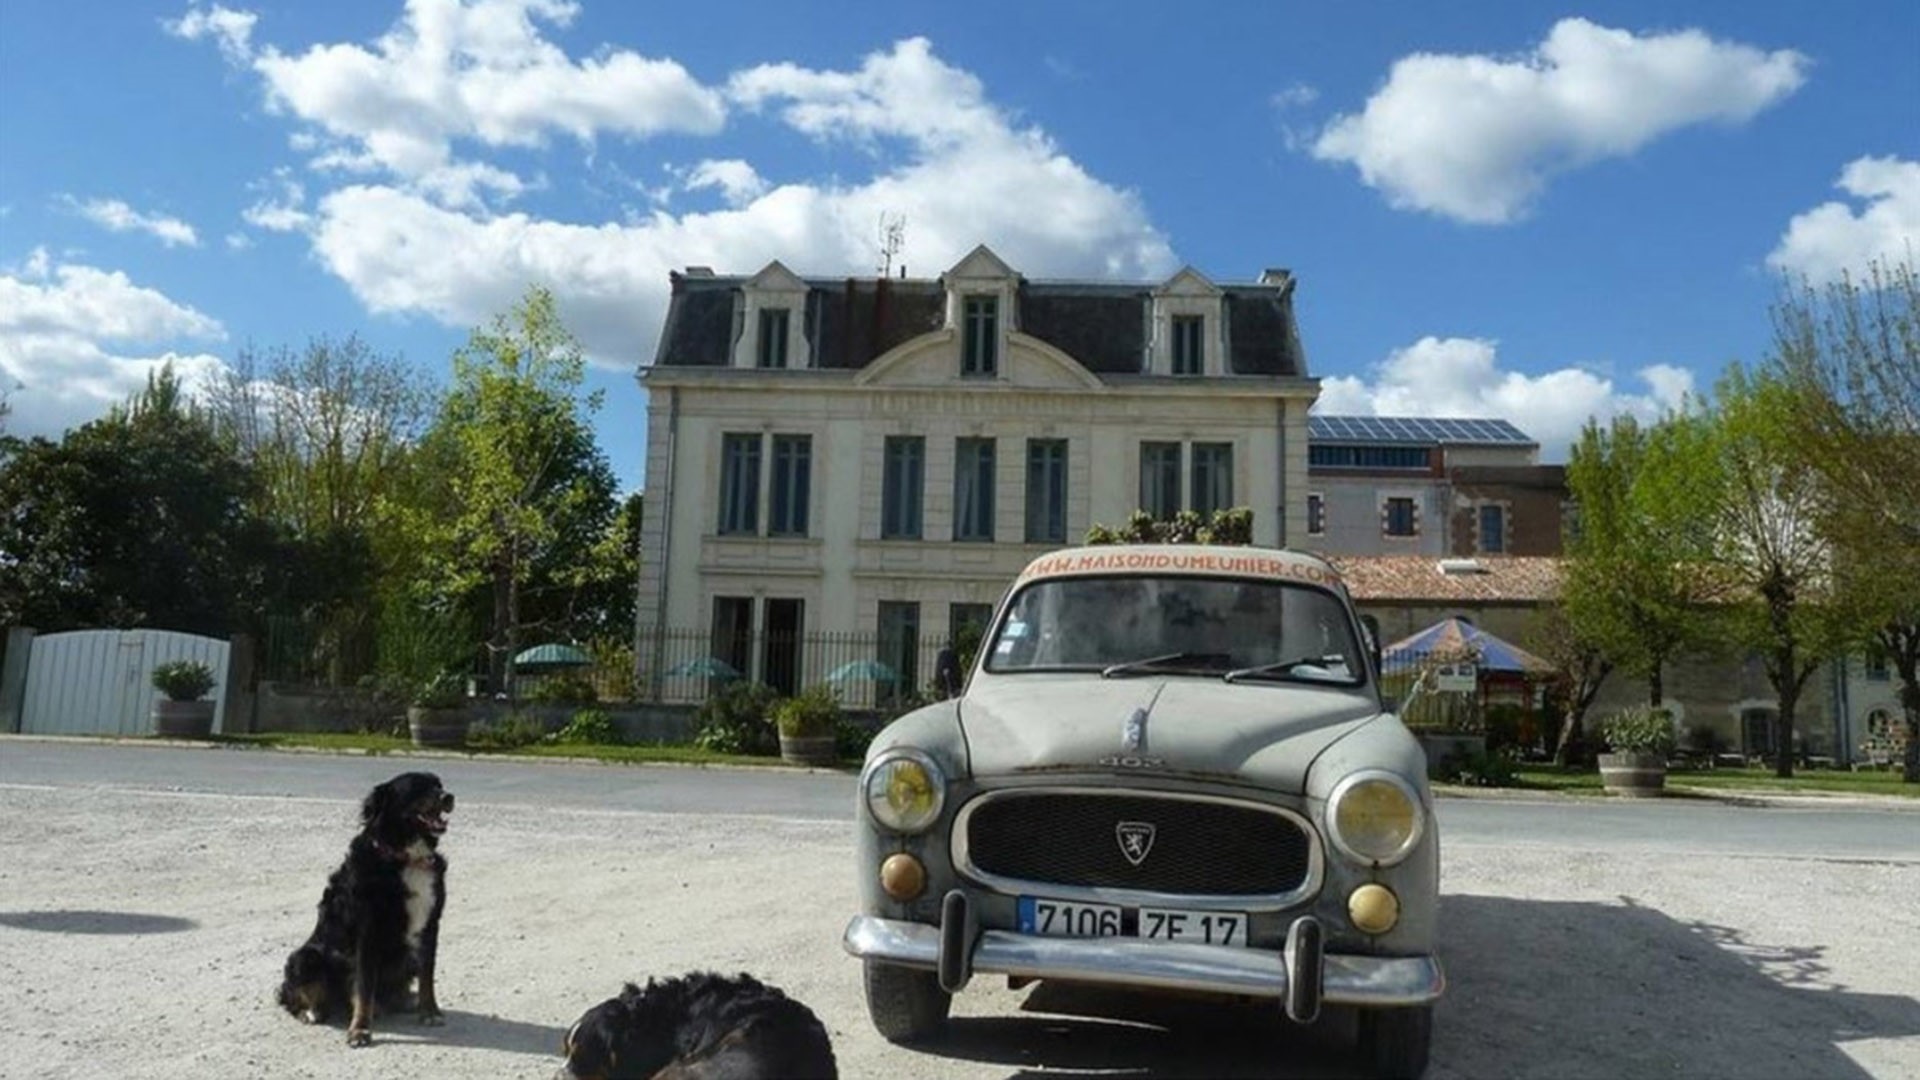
[278,771,454,1047]
[557,972,838,1079]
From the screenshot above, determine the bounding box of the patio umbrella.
[826,659,901,685]
[513,642,592,672]
[667,656,743,680]
[1381,618,1553,675]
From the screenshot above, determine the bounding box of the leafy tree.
[412,287,617,695]
[1768,257,1920,781]
[1561,414,1721,707]
[1525,604,1614,767]
[0,366,273,636]
[1085,507,1254,545]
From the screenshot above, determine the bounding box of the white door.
[19,629,231,736]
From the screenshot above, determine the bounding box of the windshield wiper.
[1223,656,1354,684]
[1101,651,1230,678]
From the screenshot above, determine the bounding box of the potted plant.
[407,671,470,749]
[150,660,218,738]
[772,684,841,766]
[1597,705,1676,797]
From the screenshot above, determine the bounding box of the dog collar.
[371,840,435,868]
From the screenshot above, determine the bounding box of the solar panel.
[1308,414,1535,446]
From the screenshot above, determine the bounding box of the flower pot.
[152,699,215,739]
[408,706,469,749]
[779,733,837,767]
[1598,751,1667,797]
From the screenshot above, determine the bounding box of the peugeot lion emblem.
[1116,821,1156,866]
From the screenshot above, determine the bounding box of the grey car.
[843,544,1444,1078]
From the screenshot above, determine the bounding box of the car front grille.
[958,789,1314,897]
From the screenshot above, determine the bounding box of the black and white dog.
[556,971,838,1079]
[278,771,454,1047]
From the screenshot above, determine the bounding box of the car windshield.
[983,574,1365,687]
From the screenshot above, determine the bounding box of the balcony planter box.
[1598,751,1667,797]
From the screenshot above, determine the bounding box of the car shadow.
[0,909,198,934]
[910,893,1920,1078]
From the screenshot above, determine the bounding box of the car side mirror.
[1360,614,1383,680]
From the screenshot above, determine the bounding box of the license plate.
[1016,896,1247,947]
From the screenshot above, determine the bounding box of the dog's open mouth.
[414,809,450,835]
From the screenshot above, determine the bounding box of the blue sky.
[2,0,1915,494]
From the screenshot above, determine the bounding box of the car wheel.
[863,960,951,1044]
[1356,1003,1432,1079]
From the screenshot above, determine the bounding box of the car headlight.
[863,749,946,834]
[1326,770,1423,866]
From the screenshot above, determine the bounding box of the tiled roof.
[1326,555,1563,603]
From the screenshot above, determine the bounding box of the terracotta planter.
[779,733,837,767]
[1598,751,1668,797]
[152,699,215,738]
[408,706,469,749]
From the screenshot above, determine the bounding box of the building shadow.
[909,893,1920,1078]
[0,909,198,934]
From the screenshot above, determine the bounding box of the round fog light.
[1348,883,1400,935]
[880,853,927,901]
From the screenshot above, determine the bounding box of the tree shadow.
[0,909,198,934]
[905,894,1920,1078]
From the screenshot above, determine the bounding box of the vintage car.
[843,544,1443,1078]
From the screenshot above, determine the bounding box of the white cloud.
[1270,83,1318,110]
[1313,336,1696,459]
[61,196,200,247]
[683,159,766,207]
[1767,156,1920,284]
[1312,18,1807,224]
[225,232,253,250]
[0,249,228,437]
[164,4,257,66]
[283,37,1172,369]
[208,0,726,207]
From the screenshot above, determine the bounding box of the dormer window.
[757,308,790,368]
[1171,315,1204,375]
[962,295,998,376]
[1150,267,1224,376]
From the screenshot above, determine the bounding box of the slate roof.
[1327,555,1564,603]
[652,268,1303,376]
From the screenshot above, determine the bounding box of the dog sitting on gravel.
[556,971,838,1079]
[277,771,454,1047]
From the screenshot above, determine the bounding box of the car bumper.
[844,913,1444,1010]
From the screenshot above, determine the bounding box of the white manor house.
[633,246,1319,701]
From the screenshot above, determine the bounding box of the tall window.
[1025,438,1068,543]
[1191,443,1233,517]
[709,597,754,680]
[962,296,998,376]
[881,436,924,539]
[1478,504,1506,554]
[761,598,802,696]
[1384,497,1418,538]
[1139,442,1181,519]
[949,603,994,648]
[717,433,760,535]
[757,308,789,368]
[877,601,921,703]
[1866,648,1891,681]
[769,435,811,536]
[954,437,996,541]
[1171,315,1204,375]
[1307,493,1326,536]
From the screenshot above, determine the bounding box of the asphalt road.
[3,738,1918,1080]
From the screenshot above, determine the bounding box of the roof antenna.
[877,212,906,279]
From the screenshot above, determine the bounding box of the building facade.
[634,246,1318,699]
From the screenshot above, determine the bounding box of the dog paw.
[347,1028,372,1048]
[418,1008,445,1027]
[300,1008,323,1025]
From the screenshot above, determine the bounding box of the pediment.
[943,244,1019,283]
[1155,266,1221,297]
[745,259,807,293]
[854,329,1103,390]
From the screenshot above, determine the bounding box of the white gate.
[19,629,231,736]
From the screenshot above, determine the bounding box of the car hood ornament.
[1116,821,1156,866]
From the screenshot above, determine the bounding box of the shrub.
[1600,705,1677,756]
[1442,745,1522,787]
[556,708,619,745]
[526,671,598,704]
[150,660,215,702]
[469,711,546,749]
[771,684,840,738]
[693,682,780,755]
[835,716,878,761]
[411,671,466,710]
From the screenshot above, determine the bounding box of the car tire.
[863,960,951,1044]
[1356,1003,1432,1079]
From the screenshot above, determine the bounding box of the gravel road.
[1,777,1916,1079]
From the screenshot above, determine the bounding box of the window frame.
[881,435,925,540]
[1139,441,1182,519]
[757,307,790,369]
[768,434,811,537]
[1024,437,1069,544]
[953,436,997,542]
[1170,314,1204,376]
[1190,442,1234,517]
[717,433,762,536]
[1383,496,1419,538]
[962,295,998,377]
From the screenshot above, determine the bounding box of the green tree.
[1561,414,1720,707]
[413,287,617,695]
[1526,603,1614,767]
[0,366,273,636]
[1768,257,1920,781]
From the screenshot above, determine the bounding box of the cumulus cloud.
[163,4,257,65]
[682,159,767,207]
[0,249,227,437]
[1313,336,1696,459]
[61,196,200,247]
[1767,156,1920,284]
[209,0,727,207]
[1312,18,1807,224]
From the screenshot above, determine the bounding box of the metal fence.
[635,625,954,709]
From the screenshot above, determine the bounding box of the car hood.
[959,675,1383,794]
